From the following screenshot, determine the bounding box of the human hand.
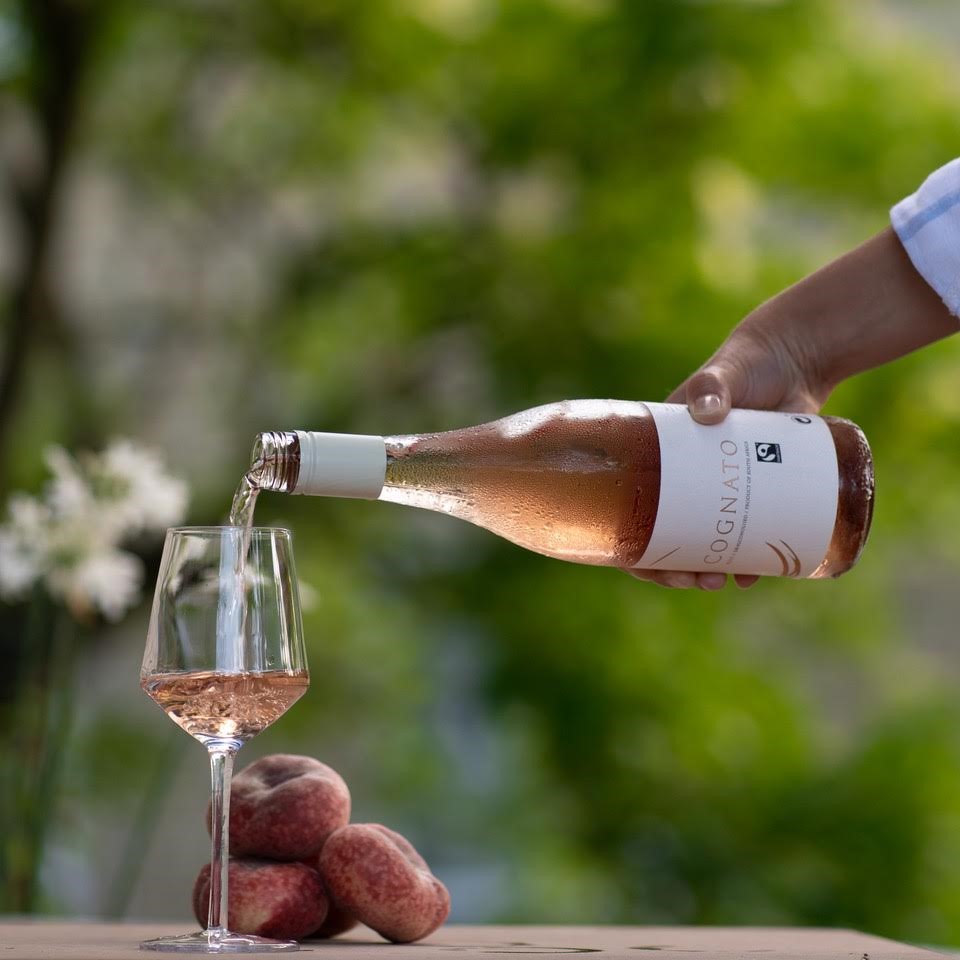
[626,311,825,591]
[627,227,956,590]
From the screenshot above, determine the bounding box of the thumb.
[667,362,741,425]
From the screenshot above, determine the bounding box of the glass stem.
[206,743,238,939]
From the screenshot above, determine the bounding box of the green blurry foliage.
[3,0,960,943]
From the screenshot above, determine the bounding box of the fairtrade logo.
[755,442,781,463]
[766,539,801,577]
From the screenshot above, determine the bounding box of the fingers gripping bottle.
[245,401,874,579]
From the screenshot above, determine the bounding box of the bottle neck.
[253,431,388,499]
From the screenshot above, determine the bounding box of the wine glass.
[140,526,309,953]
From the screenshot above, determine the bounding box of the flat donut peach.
[192,858,327,941]
[210,754,350,860]
[319,823,450,943]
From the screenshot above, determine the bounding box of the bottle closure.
[293,431,387,499]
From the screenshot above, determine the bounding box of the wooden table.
[0,922,953,959]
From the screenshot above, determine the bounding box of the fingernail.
[664,572,696,589]
[698,573,726,591]
[692,394,722,419]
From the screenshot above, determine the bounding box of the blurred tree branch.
[0,0,106,479]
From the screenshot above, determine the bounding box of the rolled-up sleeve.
[891,158,960,318]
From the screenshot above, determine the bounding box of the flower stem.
[102,725,183,919]
[2,590,54,911]
[23,608,77,911]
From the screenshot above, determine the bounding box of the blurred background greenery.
[2,0,960,945]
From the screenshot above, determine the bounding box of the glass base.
[140,930,299,953]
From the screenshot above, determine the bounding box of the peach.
[307,898,359,939]
[319,824,450,943]
[192,859,328,941]
[212,754,350,860]
[299,852,359,939]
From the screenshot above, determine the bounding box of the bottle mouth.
[250,431,301,492]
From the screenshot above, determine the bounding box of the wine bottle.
[244,400,874,579]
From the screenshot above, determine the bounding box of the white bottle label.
[634,403,839,577]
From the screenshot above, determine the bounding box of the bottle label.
[634,404,839,577]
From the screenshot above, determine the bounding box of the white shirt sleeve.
[890,158,960,318]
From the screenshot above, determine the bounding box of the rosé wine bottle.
[237,400,874,580]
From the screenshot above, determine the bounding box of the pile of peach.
[193,754,450,943]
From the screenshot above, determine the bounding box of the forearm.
[747,227,957,393]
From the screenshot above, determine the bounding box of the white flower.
[8,492,51,539]
[0,437,188,621]
[94,439,189,535]
[45,446,95,522]
[0,530,41,598]
[0,494,50,600]
[42,439,188,541]
[47,547,144,623]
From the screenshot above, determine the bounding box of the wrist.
[762,228,956,392]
